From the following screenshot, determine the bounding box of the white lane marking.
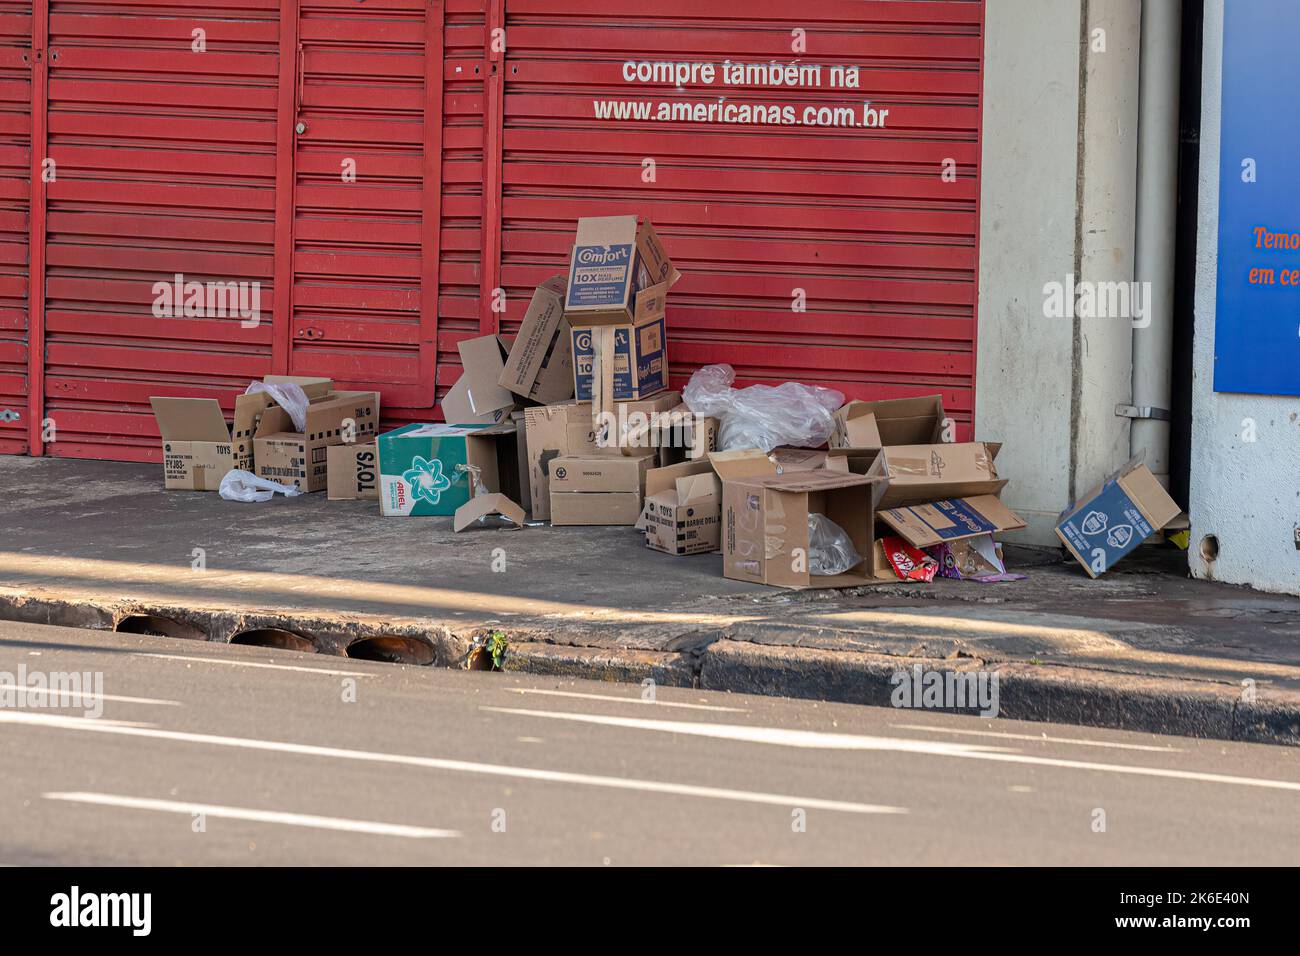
[889,723,1183,753]
[507,687,747,713]
[0,711,903,816]
[0,686,180,708]
[44,792,459,839]
[135,653,371,677]
[482,707,1300,794]
[483,707,1008,755]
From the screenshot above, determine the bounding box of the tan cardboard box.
[442,334,517,426]
[550,453,653,494]
[564,216,680,325]
[721,470,886,589]
[326,442,379,500]
[149,397,236,491]
[831,395,946,449]
[523,400,615,520]
[232,376,332,472]
[639,459,721,556]
[551,491,643,526]
[499,276,573,404]
[859,442,1007,509]
[254,390,380,493]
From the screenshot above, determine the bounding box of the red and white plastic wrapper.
[881,536,939,582]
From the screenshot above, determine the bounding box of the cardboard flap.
[456,334,515,415]
[757,471,875,493]
[635,219,680,290]
[1119,465,1182,530]
[646,457,713,497]
[453,492,525,532]
[676,471,721,504]
[708,449,777,480]
[150,397,230,443]
[879,495,1027,549]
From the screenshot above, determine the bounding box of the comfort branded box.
[377,422,514,517]
[150,397,236,491]
[721,470,885,588]
[253,390,380,493]
[499,276,573,404]
[564,216,679,323]
[1056,460,1181,578]
[571,305,667,405]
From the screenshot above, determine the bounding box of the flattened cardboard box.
[640,459,721,556]
[721,470,885,589]
[254,390,380,493]
[831,395,945,449]
[879,495,1026,549]
[326,442,379,500]
[150,397,236,491]
[499,276,573,403]
[549,453,653,494]
[551,492,643,526]
[564,216,679,323]
[1055,460,1180,578]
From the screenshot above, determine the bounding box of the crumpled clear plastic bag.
[807,512,863,576]
[245,380,310,433]
[218,469,303,503]
[682,363,844,452]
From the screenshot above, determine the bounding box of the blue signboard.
[1214,0,1300,395]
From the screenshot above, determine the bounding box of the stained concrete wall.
[1190,0,1300,595]
[976,0,1142,545]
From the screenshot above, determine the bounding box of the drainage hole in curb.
[230,628,317,653]
[346,635,435,666]
[115,614,206,641]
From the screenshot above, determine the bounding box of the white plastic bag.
[245,381,310,433]
[807,513,863,576]
[682,363,844,452]
[219,469,303,503]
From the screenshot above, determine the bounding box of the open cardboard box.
[879,495,1027,549]
[832,441,1006,509]
[254,390,380,493]
[639,458,722,556]
[721,469,886,588]
[442,334,517,426]
[831,395,946,449]
[377,421,522,517]
[563,215,679,325]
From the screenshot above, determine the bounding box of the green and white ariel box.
[377,423,507,516]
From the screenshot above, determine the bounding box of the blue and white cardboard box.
[564,215,679,324]
[1055,460,1181,577]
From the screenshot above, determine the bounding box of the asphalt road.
[1,620,1298,866]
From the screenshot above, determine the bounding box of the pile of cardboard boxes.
[149,215,1183,586]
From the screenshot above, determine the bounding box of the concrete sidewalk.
[3,455,1300,744]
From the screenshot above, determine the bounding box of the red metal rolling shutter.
[498,0,983,436]
[40,0,282,460]
[0,0,32,453]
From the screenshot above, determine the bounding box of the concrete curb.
[2,588,1297,747]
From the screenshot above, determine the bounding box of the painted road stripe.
[482,707,1300,794]
[0,686,180,707]
[135,653,371,678]
[44,792,459,839]
[889,723,1183,753]
[0,712,903,816]
[507,687,747,713]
